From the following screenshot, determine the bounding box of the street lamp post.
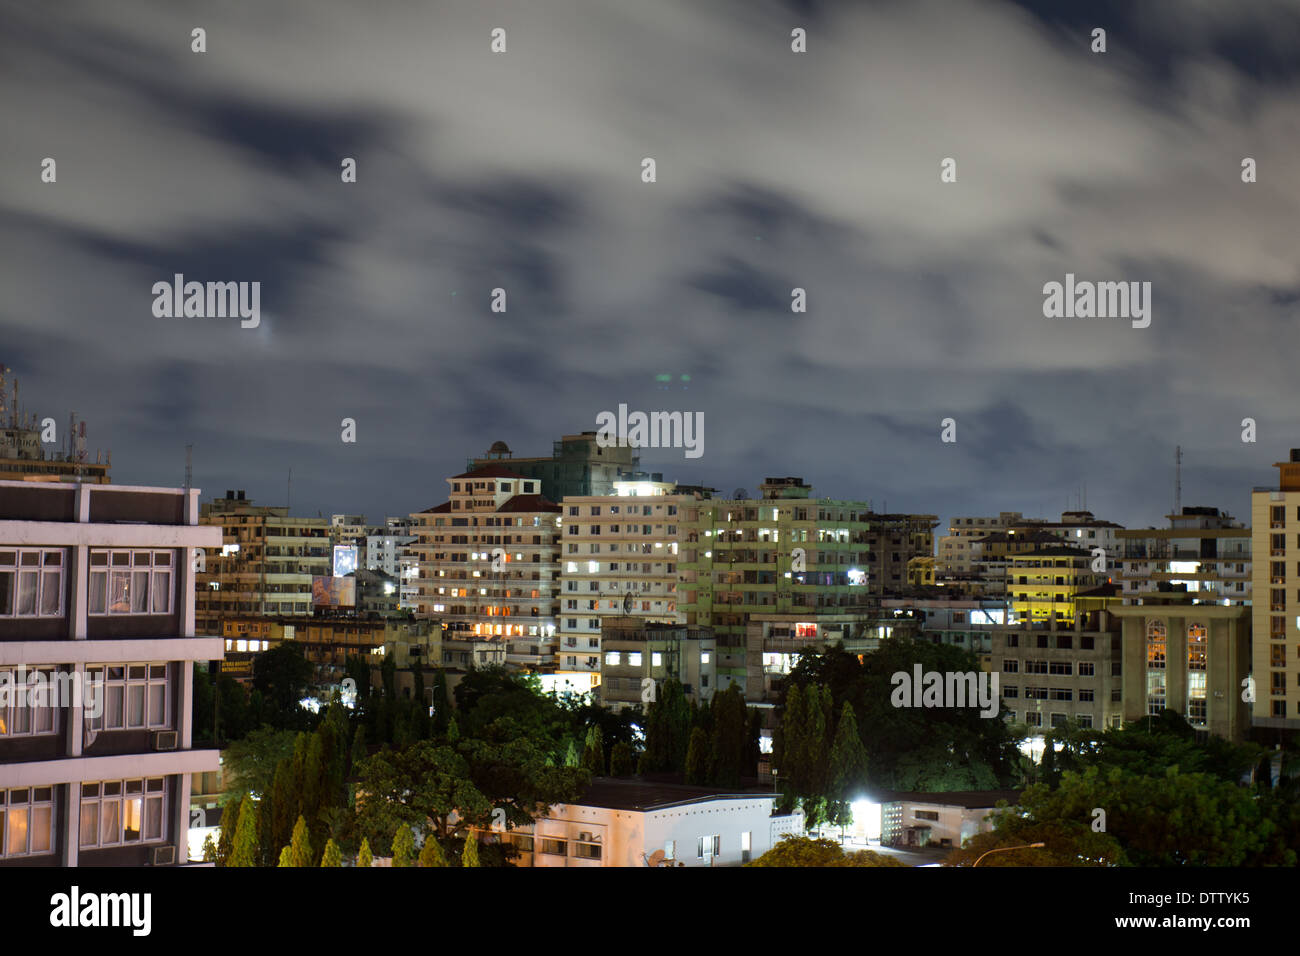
[972,842,1045,867]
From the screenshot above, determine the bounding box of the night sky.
[3,0,1299,531]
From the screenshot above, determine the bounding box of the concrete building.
[1116,507,1251,607]
[876,790,1020,849]
[597,619,716,711]
[469,433,639,503]
[497,778,804,867]
[557,476,702,677]
[0,479,222,866]
[677,478,936,688]
[409,466,561,671]
[1252,453,1300,732]
[1006,546,1106,625]
[194,491,331,634]
[365,528,417,579]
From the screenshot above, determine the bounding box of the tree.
[222,726,297,798]
[284,816,313,867]
[349,724,368,776]
[267,756,297,866]
[418,835,449,867]
[320,837,342,867]
[201,833,217,863]
[228,794,260,867]
[357,837,373,868]
[685,727,710,785]
[252,642,313,728]
[277,846,293,867]
[708,685,748,787]
[747,835,907,867]
[581,725,605,775]
[462,834,481,868]
[609,741,635,777]
[392,825,416,867]
[642,679,691,773]
[216,791,243,866]
[827,701,869,829]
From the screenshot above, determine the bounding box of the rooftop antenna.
[287,467,292,513]
[184,444,193,493]
[1174,446,1182,515]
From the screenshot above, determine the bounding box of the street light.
[972,842,1045,867]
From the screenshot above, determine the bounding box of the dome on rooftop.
[488,440,511,455]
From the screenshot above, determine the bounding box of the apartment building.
[598,619,716,711]
[678,478,936,668]
[469,433,638,503]
[991,609,1124,734]
[0,480,222,866]
[1006,546,1106,625]
[1116,507,1251,607]
[194,491,331,634]
[939,511,1122,595]
[557,476,701,677]
[409,466,561,671]
[1251,453,1300,731]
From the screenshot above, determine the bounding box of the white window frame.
[86,663,170,731]
[0,667,59,738]
[0,786,56,858]
[79,777,167,849]
[0,548,65,618]
[88,549,174,616]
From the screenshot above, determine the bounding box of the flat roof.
[572,778,775,812]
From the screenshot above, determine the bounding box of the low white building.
[499,779,803,867]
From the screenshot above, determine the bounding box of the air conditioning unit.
[578,831,598,843]
[152,730,178,751]
[149,845,176,866]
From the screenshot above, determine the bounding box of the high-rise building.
[1006,546,1106,625]
[0,479,222,865]
[194,491,331,634]
[409,466,562,671]
[557,475,705,677]
[1251,453,1300,732]
[468,433,638,503]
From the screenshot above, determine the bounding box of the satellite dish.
[646,849,666,867]
[622,592,634,615]
[732,489,749,500]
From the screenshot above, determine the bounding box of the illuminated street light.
[972,842,1046,867]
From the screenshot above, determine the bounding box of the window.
[651,652,662,667]
[79,778,166,848]
[697,835,720,859]
[86,664,170,731]
[0,549,64,618]
[605,652,621,666]
[89,550,173,615]
[573,841,602,860]
[539,838,566,856]
[915,810,940,821]
[1002,660,1019,673]
[628,652,642,666]
[0,668,59,737]
[1078,662,1095,677]
[1,787,55,859]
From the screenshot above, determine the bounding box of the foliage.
[228,794,260,867]
[747,836,908,867]
[419,835,449,867]
[320,838,342,867]
[684,726,710,785]
[392,825,416,867]
[357,837,373,868]
[609,740,635,777]
[462,834,481,868]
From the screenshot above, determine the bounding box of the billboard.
[333,544,358,577]
[312,575,356,607]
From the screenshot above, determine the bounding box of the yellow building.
[1007,546,1104,624]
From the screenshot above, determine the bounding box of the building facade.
[0,480,222,866]
[1252,454,1300,731]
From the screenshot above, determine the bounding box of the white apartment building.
[0,480,223,866]
[557,477,694,677]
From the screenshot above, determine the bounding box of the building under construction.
[0,363,110,483]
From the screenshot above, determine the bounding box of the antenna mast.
[184,444,193,493]
[1174,446,1182,515]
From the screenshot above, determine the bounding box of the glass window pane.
[145,796,163,840]
[128,665,146,681]
[101,801,120,844]
[16,571,38,615]
[40,571,60,615]
[90,550,108,567]
[123,797,142,842]
[130,571,149,613]
[89,572,106,614]
[107,686,124,728]
[8,807,28,855]
[127,686,145,727]
[108,571,130,612]
[31,806,51,853]
[0,809,4,854]
[152,571,171,613]
[148,684,165,726]
[0,571,13,615]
